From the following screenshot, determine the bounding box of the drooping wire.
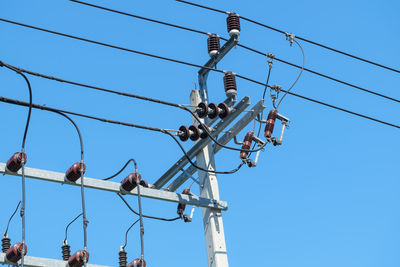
[67,1,400,104]
[64,213,83,242]
[117,193,180,222]
[122,218,140,249]
[175,0,400,74]
[4,201,21,236]
[102,159,136,181]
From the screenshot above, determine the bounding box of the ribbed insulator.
[2,237,10,253]
[119,249,127,267]
[226,12,240,36]
[62,243,71,261]
[207,34,220,57]
[223,71,237,98]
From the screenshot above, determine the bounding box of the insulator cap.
[188,125,200,141]
[240,132,254,159]
[68,250,90,267]
[65,163,86,183]
[6,152,27,173]
[264,109,278,138]
[198,124,209,139]
[121,173,142,192]
[177,188,191,215]
[208,103,219,119]
[62,242,71,261]
[119,248,127,267]
[178,125,190,142]
[207,34,220,57]
[197,102,208,118]
[223,71,237,99]
[5,242,27,263]
[2,236,11,253]
[227,12,240,37]
[218,102,230,119]
[127,258,146,267]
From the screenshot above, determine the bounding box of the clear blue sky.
[0,0,399,266]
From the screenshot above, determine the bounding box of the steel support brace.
[0,163,227,210]
[0,252,108,267]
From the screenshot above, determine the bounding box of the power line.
[68,0,400,104]
[175,0,400,74]
[0,20,399,129]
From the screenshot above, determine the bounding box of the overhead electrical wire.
[123,218,140,250]
[67,0,400,104]
[102,158,136,181]
[4,201,21,237]
[175,0,400,75]
[64,213,83,243]
[0,21,398,129]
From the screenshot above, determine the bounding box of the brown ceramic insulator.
[188,125,200,141]
[1,236,11,253]
[177,188,191,215]
[65,163,86,182]
[240,132,254,159]
[226,12,240,36]
[139,179,149,188]
[119,249,127,267]
[5,242,27,263]
[198,124,209,139]
[67,250,90,267]
[62,243,71,261]
[6,152,27,173]
[127,258,146,267]
[207,34,220,56]
[178,125,190,142]
[121,173,142,192]
[264,109,278,138]
[218,102,230,119]
[223,71,237,98]
[207,103,219,119]
[196,102,208,118]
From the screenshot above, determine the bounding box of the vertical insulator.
[198,124,209,139]
[223,71,237,99]
[1,235,11,253]
[226,12,240,37]
[127,258,146,267]
[207,103,220,119]
[5,242,27,263]
[62,240,71,261]
[188,125,200,141]
[207,33,220,57]
[264,109,278,138]
[196,102,208,118]
[120,173,142,192]
[177,189,190,215]
[68,250,90,267]
[218,103,230,119]
[119,247,127,267]
[178,125,190,142]
[6,152,27,173]
[65,163,86,183]
[240,132,254,159]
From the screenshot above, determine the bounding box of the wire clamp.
[266,52,275,59]
[285,32,296,46]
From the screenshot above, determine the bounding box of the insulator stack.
[68,250,90,267]
[223,72,237,99]
[226,12,240,37]
[5,242,27,263]
[6,152,27,173]
[1,235,10,253]
[62,241,71,261]
[196,102,231,120]
[240,132,254,159]
[65,163,86,183]
[127,258,146,267]
[264,109,278,138]
[120,173,142,192]
[177,188,190,216]
[119,247,127,267]
[207,33,220,57]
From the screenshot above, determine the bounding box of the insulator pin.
[264,109,278,138]
[240,132,254,159]
[223,72,237,99]
[120,173,148,192]
[6,152,27,173]
[119,246,127,267]
[207,33,220,57]
[1,235,10,253]
[127,258,146,267]
[227,12,240,37]
[65,163,86,183]
[62,240,71,261]
[68,250,90,267]
[177,188,190,216]
[5,242,27,263]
